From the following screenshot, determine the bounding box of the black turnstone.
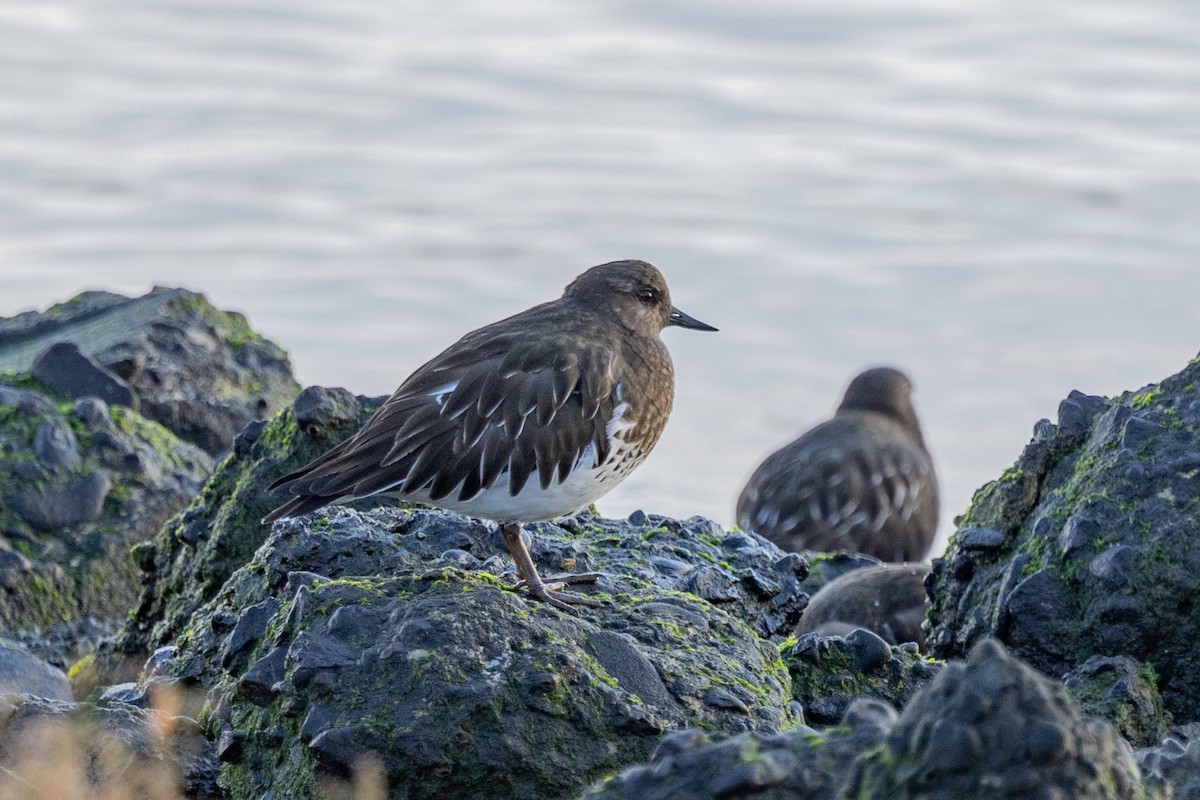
[795,562,932,650]
[736,367,938,562]
[264,259,716,613]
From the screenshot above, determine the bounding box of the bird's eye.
[637,287,659,305]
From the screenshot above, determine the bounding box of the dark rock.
[71,396,115,430]
[216,728,248,764]
[583,630,674,709]
[237,646,288,707]
[1064,655,1170,747]
[927,354,1200,724]
[956,527,1005,550]
[845,639,1145,799]
[786,629,939,725]
[0,372,213,632]
[141,504,802,800]
[843,628,893,673]
[0,637,71,700]
[0,385,56,415]
[581,697,895,800]
[12,469,111,531]
[33,417,82,470]
[1056,391,1106,443]
[291,385,363,433]
[98,682,148,708]
[308,725,383,776]
[219,598,281,672]
[0,287,299,456]
[31,341,137,409]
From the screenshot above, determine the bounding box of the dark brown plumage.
[264,259,716,612]
[795,562,931,650]
[736,367,938,562]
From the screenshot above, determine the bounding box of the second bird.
[736,367,938,563]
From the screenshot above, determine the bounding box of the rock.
[30,341,137,409]
[1064,655,1171,747]
[0,286,299,456]
[795,562,930,650]
[1138,731,1200,800]
[32,416,82,470]
[12,469,111,531]
[785,631,940,726]
[927,356,1200,724]
[0,638,71,700]
[0,693,222,799]
[580,698,892,800]
[150,510,800,800]
[844,639,1148,799]
[0,378,213,631]
[99,386,389,677]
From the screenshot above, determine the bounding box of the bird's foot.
[526,582,606,614]
[513,572,605,614]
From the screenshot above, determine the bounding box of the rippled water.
[2,0,1199,555]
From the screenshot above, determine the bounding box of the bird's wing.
[738,421,935,553]
[266,331,620,513]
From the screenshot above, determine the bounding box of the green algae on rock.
[0,385,212,632]
[150,507,802,800]
[0,287,300,456]
[101,386,389,678]
[927,354,1200,727]
[845,639,1157,800]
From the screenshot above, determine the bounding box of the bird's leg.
[499,522,603,614]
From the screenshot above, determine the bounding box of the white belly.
[389,441,640,523]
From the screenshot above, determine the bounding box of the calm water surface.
[2,0,1199,556]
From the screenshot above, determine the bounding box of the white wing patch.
[429,380,460,407]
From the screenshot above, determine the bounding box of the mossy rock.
[927,354,1200,723]
[0,383,212,632]
[152,509,804,800]
[99,386,390,680]
[0,287,300,456]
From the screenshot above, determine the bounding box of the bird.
[795,562,932,650]
[263,259,717,613]
[736,366,938,562]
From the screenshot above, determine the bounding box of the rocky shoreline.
[2,288,1200,799]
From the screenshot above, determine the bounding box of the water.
[2,0,1199,557]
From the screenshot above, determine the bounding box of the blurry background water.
[2,0,1198,556]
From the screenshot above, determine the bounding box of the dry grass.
[0,684,389,800]
[0,689,186,800]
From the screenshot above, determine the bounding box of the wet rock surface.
[785,631,940,726]
[926,359,1200,726]
[845,638,1151,800]
[1064,655,1171,748]
[0,638,71,701]
[580,698,897,800]
[0,384,213,630]
[154,508,804,800]
[100,385,392,678]
[6,290,1200,799]
[0,287,299,456]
